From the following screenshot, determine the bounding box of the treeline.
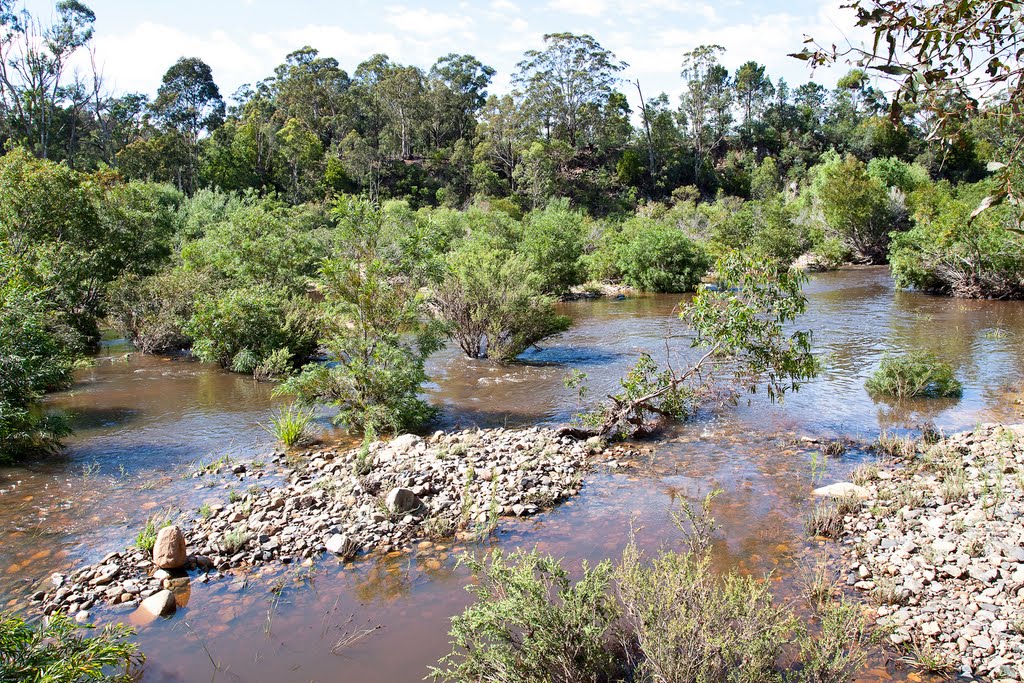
[1,3,1011,209]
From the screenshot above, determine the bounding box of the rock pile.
[834,424,1024,681]
[34,426,599,619]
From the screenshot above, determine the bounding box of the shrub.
[0,612,143,682]
[889,180,1024,298]
[432,236,571,362]
[430,549,622,683]
[865,351,962,399]
[185,286,317,374]
[0,257,75,462]
[106,270,201,354]
[519,199,587,295]
[611,215,709,292]
[811,153,894,263]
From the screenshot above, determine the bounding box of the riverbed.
[2,266,1023,682]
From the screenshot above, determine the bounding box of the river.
[2,266,1022,682]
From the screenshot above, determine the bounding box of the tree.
[793,0,1023,220]
[151,57,225,192]
[679,45,733,192]
[813,153,894,263]
[573,252,819,438]
[0,0,96,159]
[513,33,627,147]
[426,53,495,147]
[734,61,774,127]
[278,198,445,434]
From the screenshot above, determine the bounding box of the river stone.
[385,487,422,514]
[812,482,870,500]
[138,589,176,618]
[153,526,187,570]
[89,564,119,586]
[325,533,356,558]
[389,434,421,454]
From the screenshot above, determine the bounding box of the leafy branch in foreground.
[0,612,143,682]
[575,252,819,438]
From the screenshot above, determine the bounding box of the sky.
[21,0,871,108]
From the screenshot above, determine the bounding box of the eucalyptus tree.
[0,0,96,159]
[151,56,225,192]
[679,45,733,192]
[513,32,627,148]
[426,53,495,148]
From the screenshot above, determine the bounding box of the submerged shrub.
[865,351,962,399]
[0,612,143,682]
[612,216,709,292]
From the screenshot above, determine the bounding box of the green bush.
[865,351,963,399]
[107,270,202,354]
[430,549,622,683]
[611,216,709,292]
[889,180,1024,298]
[432,235,571,363]
[185,286,317,374]
[278,206,445,434]
[519,199,587,295]
[1,256,75,462]
[811,153,895,264]
[0,612,143,682]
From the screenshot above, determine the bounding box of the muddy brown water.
[3,266,1024,682]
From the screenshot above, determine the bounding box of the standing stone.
[153,526,187,570]
[812,482,871,500]
[385,487,423,514]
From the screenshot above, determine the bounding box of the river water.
[2,267,1023,682]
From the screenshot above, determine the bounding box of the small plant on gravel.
[822,440,846,456]
[895,483,926,509]
[797,599,868,683]
[222,526,249,554]
[228,489,242,503]
[870,577,908,606]
[835,494,863,516]
[353,433,374,476]
[0,612,144,682]
[261,403,318,448]
[865,351,963,400]
[900,635,955,674]
[198,502,213,520]
[851,463,879,486]
[135,511,174,552]
[804,501,844,538]
[873,431,917,459]
[940,467,969,503]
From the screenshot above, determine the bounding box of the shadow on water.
[2,267,1024,682]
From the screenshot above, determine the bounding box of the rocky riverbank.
[33,426,615,622]
[833,424,1024,681]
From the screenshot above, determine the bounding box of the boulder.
[153,526,187,570]
[385,487,423,514]
[812,482,871,500]
[138,589,176,618]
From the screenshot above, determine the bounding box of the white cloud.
[385,6,474,36]
[547,0,609,17]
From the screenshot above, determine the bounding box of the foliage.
[432,235,571,362]
[430,549,622,683]
[0,612,143,683]
[0,253,74,462]
[261,403,318,448]
[811,153,895,263]
[185,286,316,375]
[583,252,819,438]
[865,351,963,400]
[135,513,173,552]
[609,215,710,292]
[278,199,445,435]
[518,200,588,295]
[106,271,199,354]
[889,180,1024,298]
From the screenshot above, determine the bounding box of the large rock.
[812,482,870,500]
[153,526,187,570]
[139,589,176,618]
[385,487,423,514]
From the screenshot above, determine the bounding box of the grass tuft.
[261,403,318,449]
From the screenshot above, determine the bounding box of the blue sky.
[23,0,868,107]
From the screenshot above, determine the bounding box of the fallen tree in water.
[566,252,820,439]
